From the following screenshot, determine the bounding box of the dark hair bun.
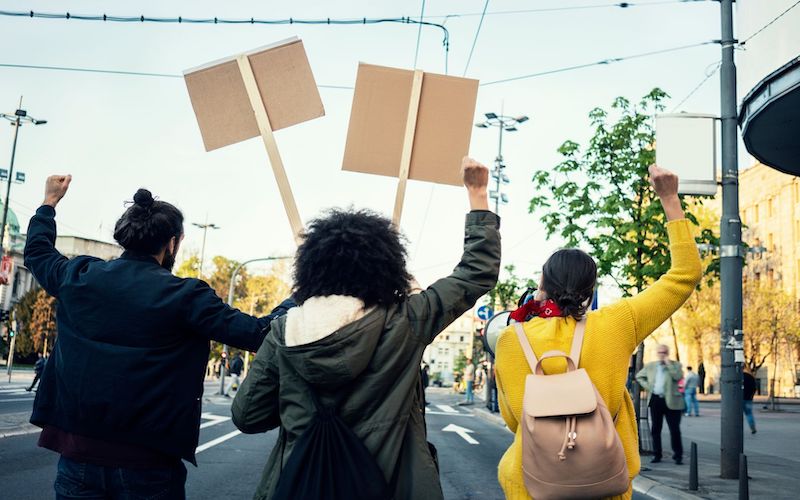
[133,189,154,208]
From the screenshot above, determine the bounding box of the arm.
[406,158,501,343]
[635,366,652,392]
[23,175,73,297]
[232,334,281,433]
[623,166,703,347]
[183,285,294,352]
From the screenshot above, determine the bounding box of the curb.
[471,406,511,432]
[633,476,704,500]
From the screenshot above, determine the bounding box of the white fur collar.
[285,295,369,347]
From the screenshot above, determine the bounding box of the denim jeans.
[55,455,186,500]
[465,381,474,403]
[743,400,756,431]
[684,389,699,416]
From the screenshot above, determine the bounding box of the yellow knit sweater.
[495,219,702,500]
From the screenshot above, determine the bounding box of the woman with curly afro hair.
[232,157,501,500]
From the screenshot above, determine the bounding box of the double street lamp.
[474,112,529,215]
[1,98,46,253]
[191,218,220,279]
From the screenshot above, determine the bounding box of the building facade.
[422,312,476,385]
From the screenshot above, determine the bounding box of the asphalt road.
[1,380,648,499]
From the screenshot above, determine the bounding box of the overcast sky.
[0,0,747,296]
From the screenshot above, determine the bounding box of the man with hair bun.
[23,175,293,499]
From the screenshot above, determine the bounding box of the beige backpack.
[513,320,629,499]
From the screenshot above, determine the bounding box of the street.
[0,375,657,500]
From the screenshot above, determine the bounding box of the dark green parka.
[232,211,501,500]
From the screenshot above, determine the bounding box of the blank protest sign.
[655,113,718,196]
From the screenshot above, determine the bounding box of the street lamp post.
[219,256,292,396]
[474,110,527,413]
[191,217,219,279]
[0,98,46,253]
[474,112,529,215]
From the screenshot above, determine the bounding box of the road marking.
[199,413,231,429]
[436,404,458,413]
[196,430,241,454]
[0,398,35,403]
[426,411,474,417]
[443,423,479,445]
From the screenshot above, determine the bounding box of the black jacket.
[24,205,294,464]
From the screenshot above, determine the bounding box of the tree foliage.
[742,280,800,375]
[528,89,718,296]
[487,265,537,311]
[11,288,57,357]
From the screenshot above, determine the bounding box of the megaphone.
[481,310,512,358]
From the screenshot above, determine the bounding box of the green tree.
[487,265,537,311]
[175,253,201,279]
[527,89,718,437]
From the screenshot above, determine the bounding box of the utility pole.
[0,98,47,253]
[719,0,744,479]
[474,109,528,412]
[474,110,529,215]
[191,216,219,279]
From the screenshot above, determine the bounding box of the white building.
[422,312,476,385]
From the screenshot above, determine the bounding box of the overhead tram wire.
[462,0,490,77]
[425,0,710,19]
[481,40,716,86]
[738,0,800,47]
[671,60,721,112]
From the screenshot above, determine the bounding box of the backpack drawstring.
[558,416,578,461]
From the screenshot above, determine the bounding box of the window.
[755,204,760,223]
[769,198,775,218]
[768,269,774,284]
[742,209,747,226]
[768,233,774,251]
[460,336,464,342]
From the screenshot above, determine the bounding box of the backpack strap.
[569,317,588,367]
[513,323,539,372]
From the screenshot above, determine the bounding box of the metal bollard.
[689,442,698,491]
[739,453,749,500]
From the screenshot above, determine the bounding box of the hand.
[648,165,684,221]
[43,175,72,208]
[461,157,490,211]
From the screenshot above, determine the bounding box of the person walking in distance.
[743,367,757,434]
[463,356,476,404]
[683,366,700,416]
[225,352,244,396]
[24,175,294,499]
[26,353,46,392]
[636,345,686,464]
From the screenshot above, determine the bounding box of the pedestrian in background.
[231,157,500,500]
[24,175,294,499]
[495,165,702,499]
[225,352,244,396]
[683,366,700,416]
[463,356,476,404]
[26,353,46,392]
[743,367,757,434]
[637,345,686,464]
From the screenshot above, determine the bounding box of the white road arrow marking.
[443,423,479,445]
[199,412,231,429]
[436,404,458,413]
[196,430,241,453]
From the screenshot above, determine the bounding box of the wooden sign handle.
[392,70,424,226]
[237,55,303,246]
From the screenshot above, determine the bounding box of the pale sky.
[0,0,741,297]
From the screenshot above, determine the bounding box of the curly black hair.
[292,208,412,308]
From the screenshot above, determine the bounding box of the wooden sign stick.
[237,55,303,245]
[392,70,424,226]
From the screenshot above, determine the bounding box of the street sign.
[476,305,493,321]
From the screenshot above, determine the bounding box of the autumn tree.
[10,287,39,356]
[30,289,57,354]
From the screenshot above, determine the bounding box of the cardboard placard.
[342,63,479,187]
[184,37,324,152]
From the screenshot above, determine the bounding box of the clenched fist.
[461,157,489,192]
[44,175,72,208]
[648,164,679,200]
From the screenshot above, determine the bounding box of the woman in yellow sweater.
[495,165,703,500]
